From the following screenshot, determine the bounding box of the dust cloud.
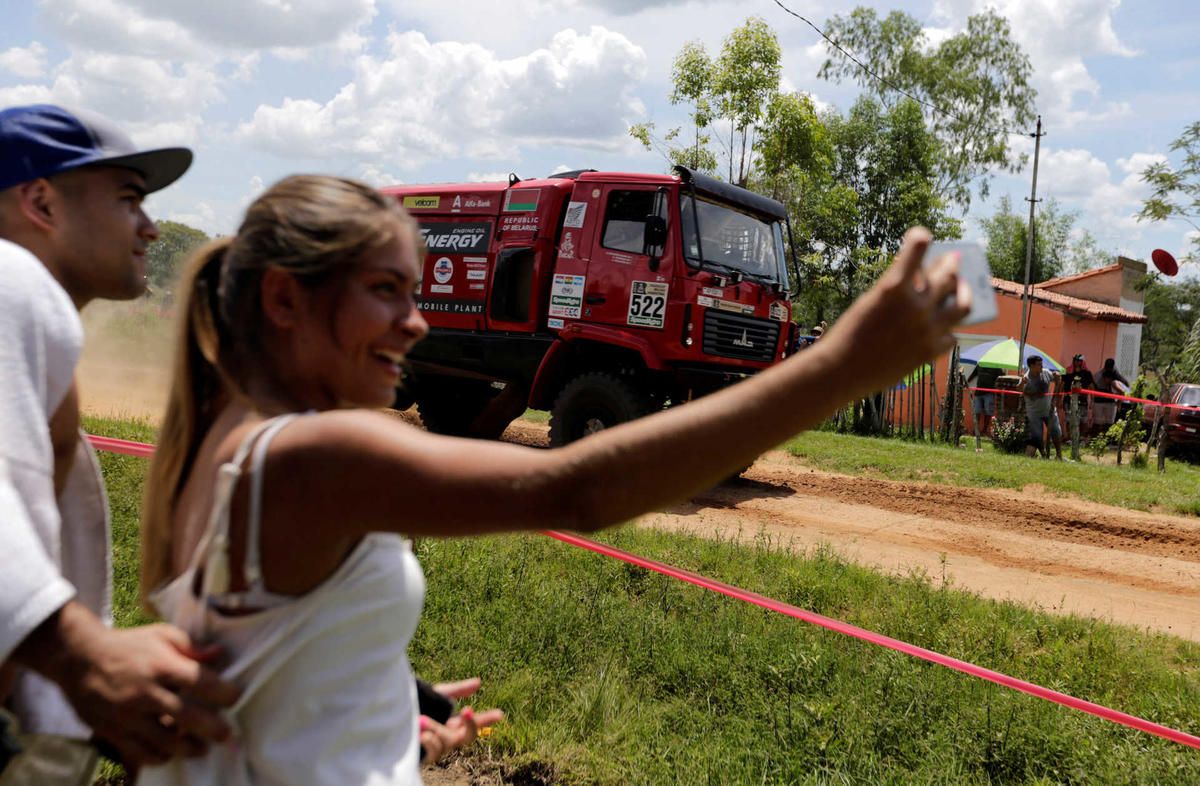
[77,300,175,423]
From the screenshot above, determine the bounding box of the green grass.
[87,415,1200,784]
[784,430,1200,517]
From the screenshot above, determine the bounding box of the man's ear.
[14,179,60,232]
[261,268,303,329]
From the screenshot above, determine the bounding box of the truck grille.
[702,310,779,363]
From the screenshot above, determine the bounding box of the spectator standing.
[135,178,969,785]
[1093,357,1129,430]
[1059,354,1096,436]
[1017,355,1063,459]
[0,104,237,780]
[967,364,1001,450]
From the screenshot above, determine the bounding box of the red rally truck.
[382,166,796,445]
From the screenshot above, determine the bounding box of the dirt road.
[500,419,1200,643]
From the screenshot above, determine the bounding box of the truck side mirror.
[643,215,667,248]
[643,215,667,271]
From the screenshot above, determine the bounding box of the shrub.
[990,414,1025,453]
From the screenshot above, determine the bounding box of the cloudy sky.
[2,0,1196,278]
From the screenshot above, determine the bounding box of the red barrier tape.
[86,434,1200,750]
[969,386,1199,410]
[86,434,157,458]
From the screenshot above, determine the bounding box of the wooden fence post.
[1157,418,1168,473]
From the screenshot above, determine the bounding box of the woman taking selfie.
[137,175,969,784]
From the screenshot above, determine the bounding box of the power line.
[770,0,1029,141]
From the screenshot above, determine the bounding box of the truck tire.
[549,372,651,447]
[414,377,498,438]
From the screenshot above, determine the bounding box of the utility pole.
[1018,116,1045,372]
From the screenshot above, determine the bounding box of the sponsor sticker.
[716,299,754,315]
[627,281,668,329]
[607,251,633,265]
[696,295,715,308]
[547,317,565,329]
[469,283,486,290]
[419,222,491,254]
[466,269,487,280]
[549,274,586,319]
[563,201,587,228]
[702,286,724,297]
[501,214,539,232]
[429,284,453,293]
[416,298,484,314]
[559,232,576,259]
[504,188,540,212]
[432,257,454,284]
[769,301,790,321]
[450,194,493,212]
[403,195,441,208]
[403,196,440,209]
[463,256,488,266]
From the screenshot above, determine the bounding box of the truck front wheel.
[549,372,650,447]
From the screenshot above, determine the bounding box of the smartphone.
[925,241,998,326]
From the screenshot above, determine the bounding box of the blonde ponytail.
[140,238,232,608]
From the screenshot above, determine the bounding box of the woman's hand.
[816,226,971,398]
[420,677,504,765]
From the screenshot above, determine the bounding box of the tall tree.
[713,16,781,186]
[818,7,1037,210]
[1138,275,1200,382]
[770,96,960,324]
[1138,120,1200,265]
[630,16,780,183]
[146,220,210,292]
[1180,315,1200,383]
[977,195,1085,284]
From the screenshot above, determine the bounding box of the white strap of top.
[241,414,297,589]
[188,416,279,581]
[197,413,299,611]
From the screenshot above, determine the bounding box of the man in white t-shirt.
[0,104,237,775]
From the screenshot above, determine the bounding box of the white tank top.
[138,415,427,786]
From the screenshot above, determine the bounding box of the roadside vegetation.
[88,414,1200,784]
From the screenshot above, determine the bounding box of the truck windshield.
[680,195,785,285]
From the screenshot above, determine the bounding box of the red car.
[1144,383,1200,449]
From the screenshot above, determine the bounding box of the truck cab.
[382,166,795,445]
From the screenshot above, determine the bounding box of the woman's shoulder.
[253,409,418,464]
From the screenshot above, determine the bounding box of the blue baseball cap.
[0,104,192,193]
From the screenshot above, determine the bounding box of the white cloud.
[236,175,267,210]
[0,42,48,79]
[19,54,223,145]
[164,201,218,233]
[467,171,512,182]
[1039,148,1112,202]
[571,0,701,14]
[238,26,647,169]
[39,0,377,55]
[0,84,55,106]
[357,165,400,188]
[931,0,1136,129]
[1034,146,1168,253]
[39,0,208,60]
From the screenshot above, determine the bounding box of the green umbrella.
[959,338,1064,372]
